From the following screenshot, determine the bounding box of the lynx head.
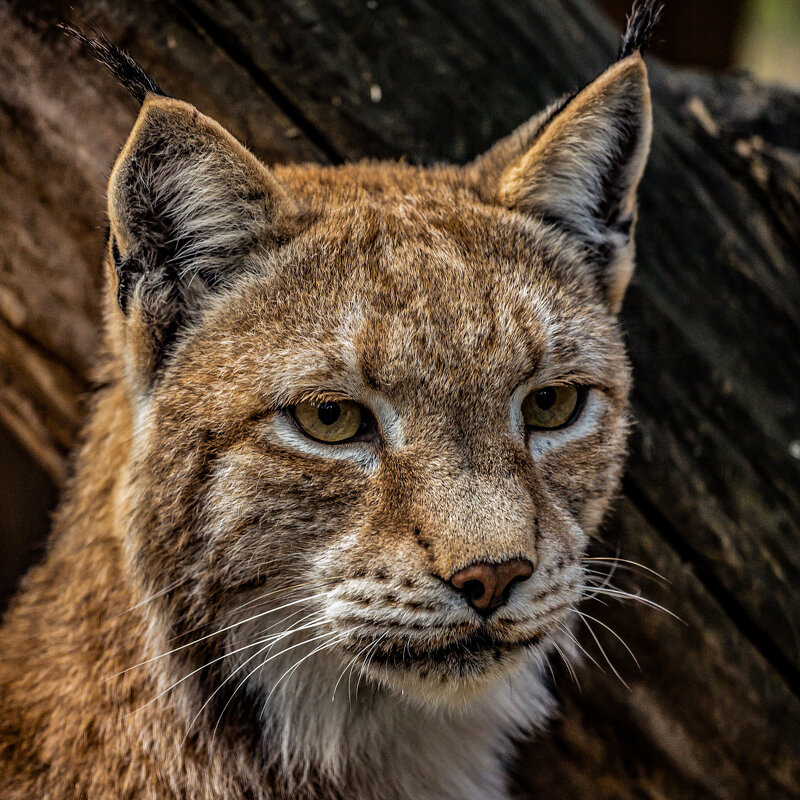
[81,7,654,771]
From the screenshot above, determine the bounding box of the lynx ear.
[471,55,652,313]
[108,94,294,370]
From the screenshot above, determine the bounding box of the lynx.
[0,4,661,798]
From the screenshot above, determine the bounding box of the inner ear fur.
[469,55,652,314]
[107,94,294,371]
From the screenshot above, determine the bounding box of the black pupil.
[535,387,557,410]
[317,401,341,426]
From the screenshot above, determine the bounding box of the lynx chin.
[0,3,662,798]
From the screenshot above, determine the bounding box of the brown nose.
[449,559,533,614]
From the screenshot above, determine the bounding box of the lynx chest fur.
[0,6,660,799]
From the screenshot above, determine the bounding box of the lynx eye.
[522,385,585,430]
[291,399,368,443]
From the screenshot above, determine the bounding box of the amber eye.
[291,399,369,443]
[522,385,585,430]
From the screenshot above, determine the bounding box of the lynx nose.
[449,559,533,614]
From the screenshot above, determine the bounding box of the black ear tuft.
[618,0,665,59]
[59,23,165,105]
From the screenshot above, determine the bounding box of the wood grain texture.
[1,0,798,796]
[0,0,325,479]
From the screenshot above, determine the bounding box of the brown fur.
[1,50,652,800]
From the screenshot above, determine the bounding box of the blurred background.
[0,0,798,611]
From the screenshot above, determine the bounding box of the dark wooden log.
[1,1,798,797]
[0,0,325,481]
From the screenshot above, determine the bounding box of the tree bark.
[1,1,798,797]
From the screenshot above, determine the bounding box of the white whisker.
[111,592,327,677]
[550,638,580,689]
[574,609,641,671]
[332,636,374,704]
[205,630,340,743]
[577,613,629,689]
[581,586,683,621]
[581,557,668,583]
[356,631,389,696]
[114,578,189,617]
[263,636,344,708]
[127,615,330,716]
[169,579,321,642]
[556,621,605,674]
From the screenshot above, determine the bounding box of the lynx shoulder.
[0,4,661,799]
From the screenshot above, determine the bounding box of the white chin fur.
[251,643,558,800]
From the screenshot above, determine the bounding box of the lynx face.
[113,56,650,718]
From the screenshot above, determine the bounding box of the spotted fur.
[0,21,655,800]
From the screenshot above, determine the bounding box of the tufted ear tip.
[618,0,665,60]
[466,0,663,314]
[60,22,165,105]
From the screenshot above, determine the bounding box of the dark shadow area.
[0,421,58,614]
